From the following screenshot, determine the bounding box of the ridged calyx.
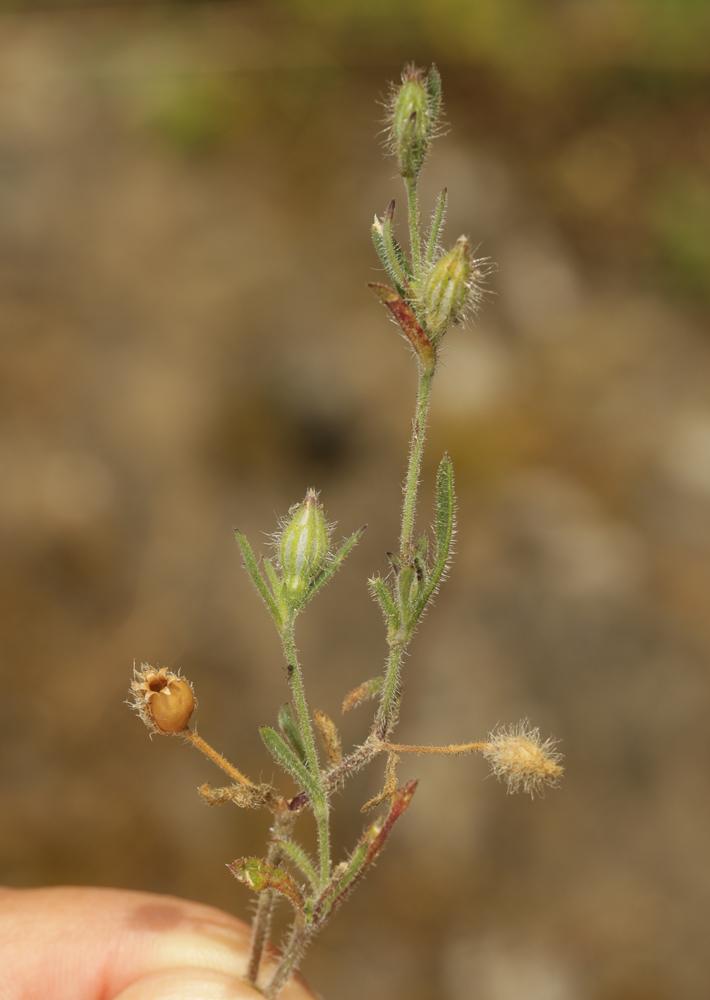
[421,236,472,341]
[279,489,330,603]
[390,64,442,179]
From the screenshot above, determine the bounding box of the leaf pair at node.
[369,452,456,642]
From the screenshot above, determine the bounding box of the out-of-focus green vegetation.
[650,174,710,301]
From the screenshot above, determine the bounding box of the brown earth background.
[2,2,710,998]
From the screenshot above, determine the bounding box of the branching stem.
[265,921,311,1000]
[246,807,295,986]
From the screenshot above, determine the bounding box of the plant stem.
[383,740,486,755]
[323,736,382,795]
[404,175,422,277]
[374,641,405,740]
[182,729,256,788]
[246,808,294,987]
[281,618,331,886]
[374,356,435,740]
[265,920,311,1000]
[399,366,433,560]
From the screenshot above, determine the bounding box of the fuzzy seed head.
[482,721,563,797]
[130,663,196,735]
[278,488,330,603]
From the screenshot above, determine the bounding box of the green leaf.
[234,530,282,629]
[372,208,409,297]
[306,526,366,603]
[278,703,308,764]
[259,726,323,807]
[263,557,284,604]
[426,64,443,121]
[424,187,448,270]
[368,576,400,633]
[415,533,429,567]
[228,857,304,912]
[314,838,369,921]
[276,837,319,891]
[313,780,418,923]
[412,453,456,623]
[434,453,455,560]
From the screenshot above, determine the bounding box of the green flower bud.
[421,236,472,341]
[279,489,330,604]
[390,64,441,179]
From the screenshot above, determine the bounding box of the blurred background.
[2,1,710,998]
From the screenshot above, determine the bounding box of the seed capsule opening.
[130,664,196,735]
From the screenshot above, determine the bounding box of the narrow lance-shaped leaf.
[372,202,410,297]
[434,452,455,562]
[198,782,269,810]
[413,453,456,621]
[313,709,343,766]
[368,282,436,369]
[276,837,320,892]
[361,750,399,813]
[368,575,400,634]
[278,703,308,764]
[228,857,304,913]
[314,780,418,923]
[262,557,285,606]
[364,779,418,866]
[259,726,323,807]
[341,675,384,714]
[306,526,367,604]
[425,63,443,121]
[372,218,406,297]
[381,200,412,284]
[424,187,448,270]
[314,840,369,923]
[234,530,282,629]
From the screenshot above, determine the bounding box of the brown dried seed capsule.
[130,664,196,734]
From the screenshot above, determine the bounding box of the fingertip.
[114,968,260,1000]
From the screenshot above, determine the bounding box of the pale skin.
[0,887,313,1000]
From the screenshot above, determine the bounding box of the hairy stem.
[400,366,434,560]
[374,641,405,739]
[281,619,331,885]
[404,175,422,277]
[247,808,295,987]
[265,921,311,1000]
[383,740,486,755]
[182,729,256,788]
[373,354,435,740]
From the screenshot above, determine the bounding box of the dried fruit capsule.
[130,664,196,734]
